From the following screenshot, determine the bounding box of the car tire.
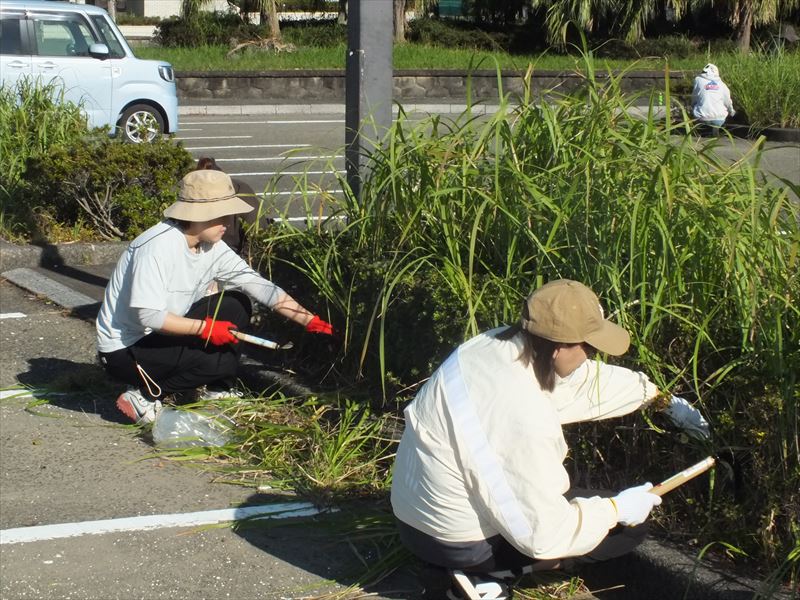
[118,104,164,144]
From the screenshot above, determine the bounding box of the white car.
[0,0,178,143]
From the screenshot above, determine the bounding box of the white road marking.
[254,190,343,197]
[215,155,343,162]
[0,312,26,319]
[0,502,326,545]
[229,170,345,177]
[181,120,344,125]
[0,389,33,400]
[175,135,253,140]
[185,143,311,151]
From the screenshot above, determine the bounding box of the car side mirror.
[89,43,110,59]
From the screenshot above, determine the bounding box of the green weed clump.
[0,78,88,238]
[715,48,800,129]
[251,59,798,582]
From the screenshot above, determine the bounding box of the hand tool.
[231,330,294,350]
[651,456,715,496]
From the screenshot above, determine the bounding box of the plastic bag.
[152,407,232,448]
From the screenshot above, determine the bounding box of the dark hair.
[196,157,222,171]
[495,324,561,392]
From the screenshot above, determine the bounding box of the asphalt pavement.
[1,105,797,600]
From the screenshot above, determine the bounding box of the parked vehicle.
[0,0,178,143]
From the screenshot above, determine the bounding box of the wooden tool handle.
[651,456,715,496]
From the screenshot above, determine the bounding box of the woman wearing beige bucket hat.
[96,169,334,425]
[390,280,709,598]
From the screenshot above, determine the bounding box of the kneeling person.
[96,170,333,424]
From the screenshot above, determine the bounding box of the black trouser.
[99,292,252,398]
[396,488,647,572]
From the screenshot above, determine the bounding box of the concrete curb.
[0,240,129,272]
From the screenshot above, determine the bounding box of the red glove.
[199,317,238,346]
[305,315,334,336]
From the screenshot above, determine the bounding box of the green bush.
[22,136,194,240]
[116,14,161,25]
[281,21,346,47]
[156,12,264,47]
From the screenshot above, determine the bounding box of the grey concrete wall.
[176,69,686,103]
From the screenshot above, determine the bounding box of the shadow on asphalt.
[233,493,425,599]
[15,356,129,424]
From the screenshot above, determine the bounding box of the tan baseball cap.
[164,170,254,222]
[521,279,630,355]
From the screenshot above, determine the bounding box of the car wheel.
[119,104,164,144]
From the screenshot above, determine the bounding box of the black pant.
[99,292,252,397]
[396,488,648,572]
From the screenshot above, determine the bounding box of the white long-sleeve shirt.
[391,328,658,560]
[96,220,284,353]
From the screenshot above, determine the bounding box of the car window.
[32,16,97,57]
[0,15,25,55]
[90,15,126,58]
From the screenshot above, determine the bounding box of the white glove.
[612,483,663,526]
[664,395,710,440]
[730,108,736,117]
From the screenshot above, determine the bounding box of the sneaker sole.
[116,395,152,425]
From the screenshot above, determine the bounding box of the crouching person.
[390,280,709,599]
[96,170,334,424]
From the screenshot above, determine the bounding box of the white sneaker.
[116,389,161,425]
[448,571,509,600]
[196,387,244,401]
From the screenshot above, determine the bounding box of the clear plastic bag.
[152,407,232,448]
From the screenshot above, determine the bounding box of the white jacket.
[391,328,658,560]
[691,67,735,121]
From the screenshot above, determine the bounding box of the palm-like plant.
[689,0,800,53]
[530,0,684,45]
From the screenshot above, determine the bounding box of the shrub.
[281,20,346,47]
[0,79,89,197]
[156,12,264,47]
[22,136,194,240]
[116,14,161,26]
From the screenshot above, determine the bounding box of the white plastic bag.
[152,407,232,448]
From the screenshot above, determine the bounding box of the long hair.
[495,324,560,392]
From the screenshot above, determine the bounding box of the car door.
[29,11,112,129]
[0,12,32,91]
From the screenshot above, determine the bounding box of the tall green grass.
[252,57,799,581]
[715,48,800,129]
[0,78,88,192]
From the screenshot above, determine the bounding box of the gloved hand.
[305,315,334,336]
[664,395,710,440]
[199,317,238,346]
[730,108,736,117]
[612,483,663,526]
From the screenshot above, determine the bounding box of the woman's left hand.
[305,315,334,336]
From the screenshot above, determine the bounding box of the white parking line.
[185,143,311,151]
[176,135,253,140]
[255,190,343,196]
[0,312,26,319]
[229,170,345,176]
[0,502,326,545]
[215,155,343,162]
[181,120,344,125]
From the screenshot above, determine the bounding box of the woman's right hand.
[199,316,238,346]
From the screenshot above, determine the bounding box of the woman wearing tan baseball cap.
[391,279,709,598]
[96,170,334,425]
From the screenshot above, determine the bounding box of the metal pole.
[345,0,393,202]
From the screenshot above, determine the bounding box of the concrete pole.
[345,0,393,202]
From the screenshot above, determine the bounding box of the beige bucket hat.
[164,170,254,222]
[521,279,630,356]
